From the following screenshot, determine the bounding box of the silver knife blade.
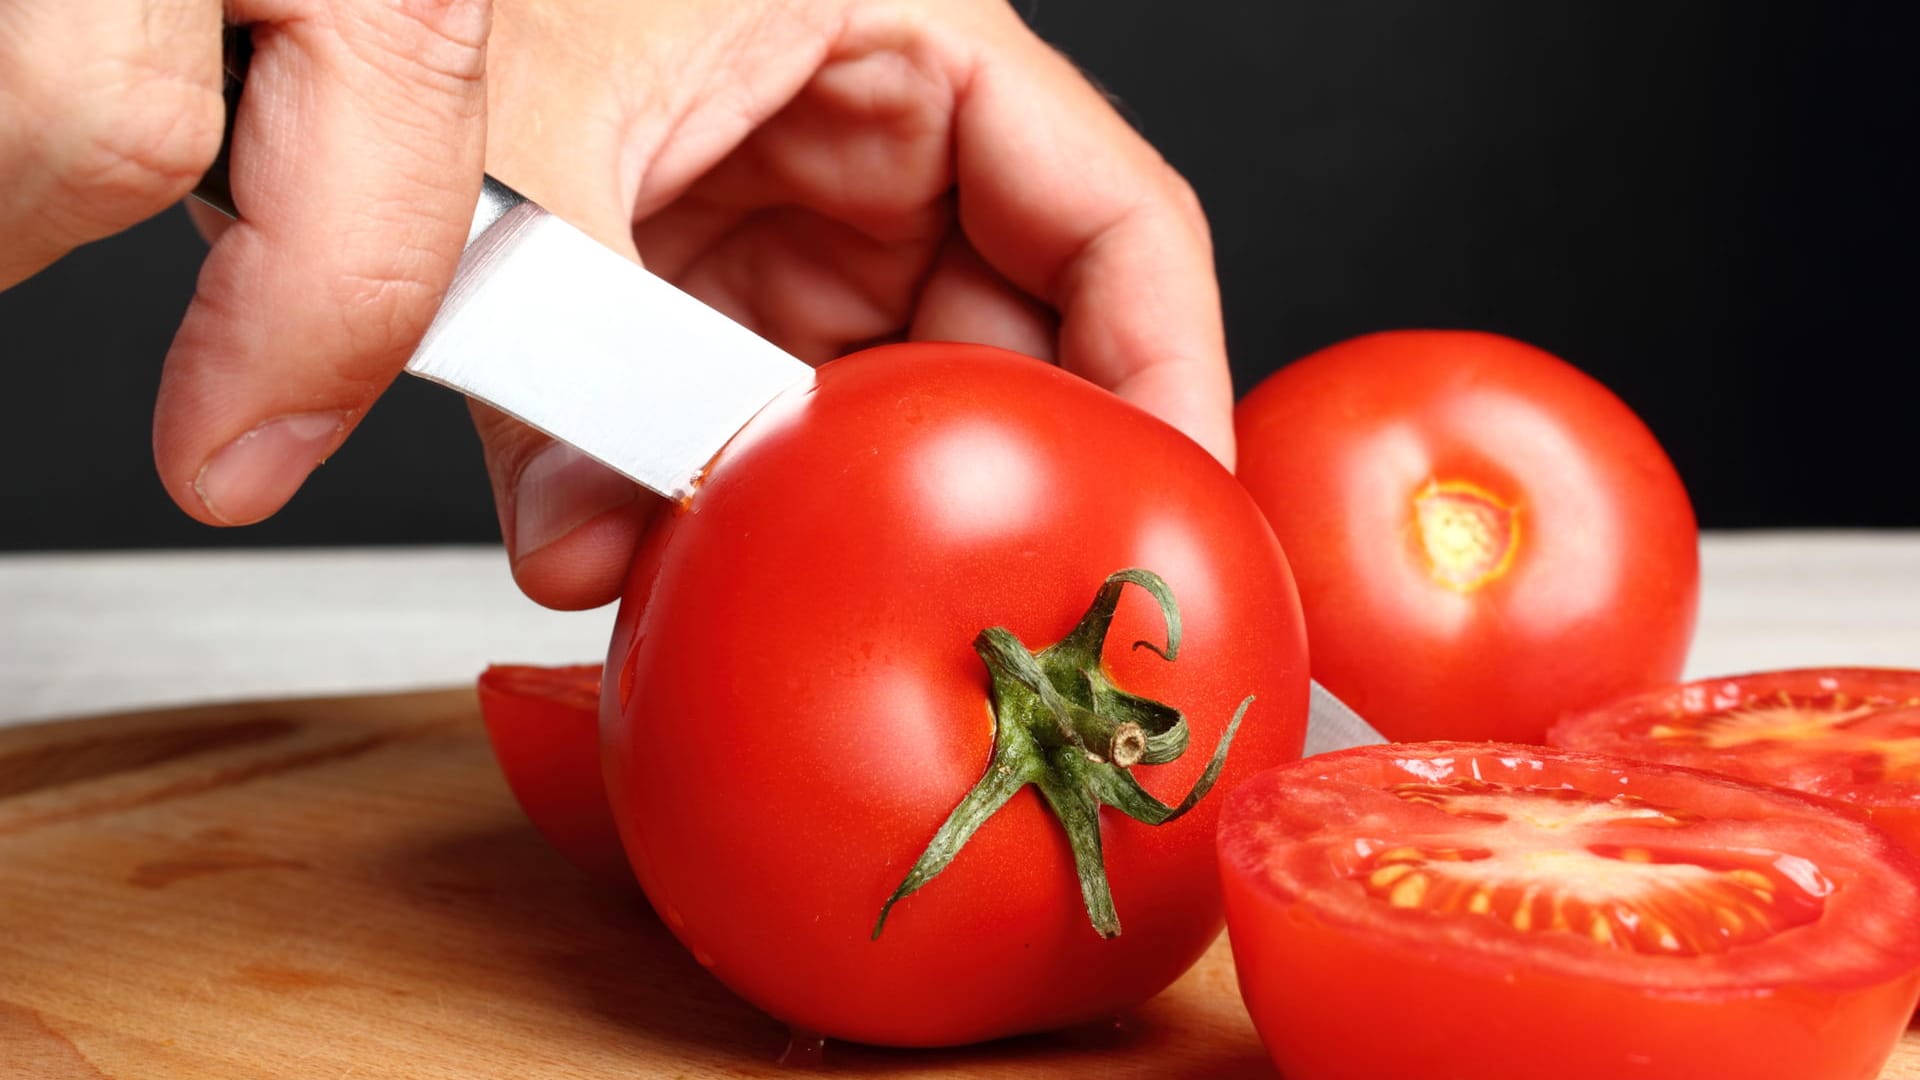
[1304,680,1387,756]
[404,179,814,502]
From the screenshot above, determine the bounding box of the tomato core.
[1413,480,1518,591]
[1346,778,1826,957]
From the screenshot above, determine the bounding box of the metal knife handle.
[189,24,250,218]
[190,24,522,244]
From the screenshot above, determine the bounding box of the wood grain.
[0,690,1914,1079]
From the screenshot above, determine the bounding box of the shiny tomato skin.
[1551,667,1920,856]
[477,663,632,887]
[603,343,1310,1047]
[1235,330,1699,744]
[1218,743,1920,1080]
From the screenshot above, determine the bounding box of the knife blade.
[188,27,1389,754]
[1304,681,1387,756]
[404,178,812,501]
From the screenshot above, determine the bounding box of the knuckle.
[1157,167,1212,238]
[348,0,490,94]
[52,66,225,222]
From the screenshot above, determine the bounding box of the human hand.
[475,0,1231,610]
[3,0,495,526]
[0,0,490,527]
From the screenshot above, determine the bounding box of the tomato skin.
[1550,667,1920,856]
[1235,330,1699,744]
[1218,743,1920,1080]
[1223,897,1920,1080]
[476,664,632,887]
[603,343,1310,1047]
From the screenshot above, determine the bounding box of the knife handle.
[188,24,249,219]
[190,24,522,243]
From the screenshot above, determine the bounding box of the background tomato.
[1235,330,1698,743]
[602,343,1309,1047]
[1218,742,1920,1080]
[476,663,632,887]
[1551,667,1920,855]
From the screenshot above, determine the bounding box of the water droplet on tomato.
[777,1029,827,1068]
[693,948,716,968]
[665,906,685,929]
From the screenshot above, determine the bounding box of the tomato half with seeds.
[1218,742,1920,1080]
[604,343,1310,1047]
[1551,668,1920,855]
[1234,330,1699,743]
[477,663,631,886]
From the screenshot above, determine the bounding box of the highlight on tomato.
[476,663,631,887]
[1217,742,1920,1080]
[603,343,1311,1047]
[1551,667,1920,855]
[1234,330,1699,743]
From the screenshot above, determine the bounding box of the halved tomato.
[1550,668,1920,856]
[476,663,631,887]
[1218,742,1920,1080]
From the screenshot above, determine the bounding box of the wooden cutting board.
[0,690,1914,1079]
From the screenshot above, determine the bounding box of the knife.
[190,29,1387,755]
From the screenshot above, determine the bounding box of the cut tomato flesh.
[1344,779,1826,956]
[1550,668,1920,855]
[1218,742,1920,1080]
[1646,694,1920,782]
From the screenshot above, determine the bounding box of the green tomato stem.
[873,568,1255,940]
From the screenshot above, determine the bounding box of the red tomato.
[476,663,631,887]
[1218,742,1920,1080]
[1551,668,1920,856]
[1234,330,1699,743]
[602,343,1310,1047]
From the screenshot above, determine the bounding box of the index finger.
[946,14,1234,467]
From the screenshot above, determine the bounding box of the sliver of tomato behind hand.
[477,663,632,887]
[1234,330,1699,744]
[603,342,1311,1047]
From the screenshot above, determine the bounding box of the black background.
[2,0,1912,551]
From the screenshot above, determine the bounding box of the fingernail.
[513,443,637,557]
[194,411,349,525]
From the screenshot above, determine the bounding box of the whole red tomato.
[1235,330,1698,744]
[1219,742,1920,1080]
[603,343,1309,1047]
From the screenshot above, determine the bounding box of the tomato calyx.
[874,569,1255,941]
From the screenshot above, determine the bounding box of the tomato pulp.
[1218,742,1920,1080]
[1552,667,1920,856]
[604,343,1310,1046]
[1235,330,1699,743]
[476,663,631,886]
